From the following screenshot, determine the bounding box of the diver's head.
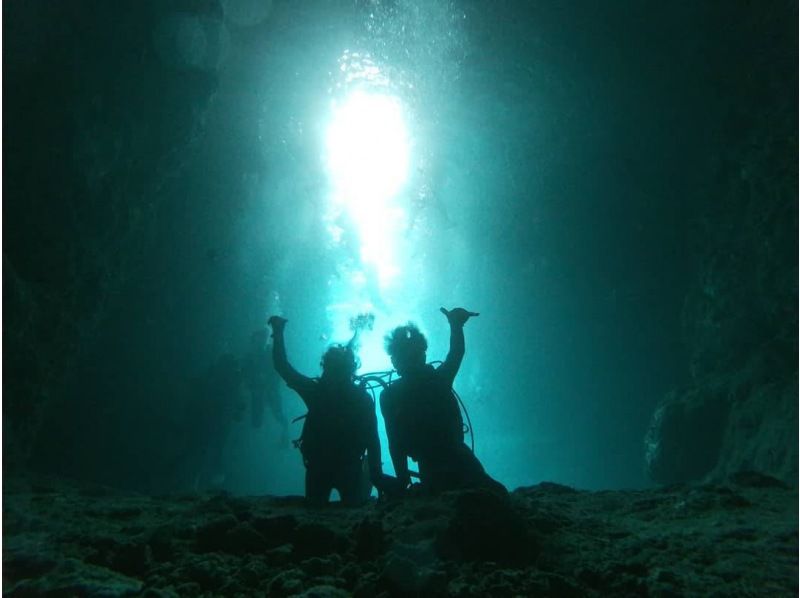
[320,344,358,384]
[384,323,427,377]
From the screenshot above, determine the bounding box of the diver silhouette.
[183,353,245,491]
[268,315,384,506]
[380,307,507,496]
[243,328,289,446]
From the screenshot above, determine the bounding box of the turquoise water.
[7,0,794,496]
[219,1,697,494]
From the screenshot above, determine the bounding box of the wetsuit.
[272,329,381,506]
[380,322,506,495]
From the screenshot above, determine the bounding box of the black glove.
[440,307,479,326]
[267,315,288,334]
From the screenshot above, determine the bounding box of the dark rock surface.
[3,0,219,473]
[645,0,797,487]
[3,476,796,596]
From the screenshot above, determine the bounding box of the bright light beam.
[325,91,410,287]
[326,91,409,203]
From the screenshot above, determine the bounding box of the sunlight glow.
[325,91,410,287]
[320,60,423,479]
[326,91,409,205]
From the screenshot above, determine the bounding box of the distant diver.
[380,307,506,496]
[242,327,289,446]
[268,315,385,506]
[185,353,245,491]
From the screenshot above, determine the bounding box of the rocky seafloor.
[3,473,797,597]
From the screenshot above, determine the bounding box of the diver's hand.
[440,307,479,326]
[267,316,288,333]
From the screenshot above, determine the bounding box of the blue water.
[13,0,750,496]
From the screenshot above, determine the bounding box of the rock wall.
[645,1,798,485]
[2,0,221,471]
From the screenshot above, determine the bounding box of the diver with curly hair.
[268,315,384,506]
[381,307,506,496]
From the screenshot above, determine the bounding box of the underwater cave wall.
[645,0,798,486]
[3,0,220,472]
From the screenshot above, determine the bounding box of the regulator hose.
[356,363,475,453]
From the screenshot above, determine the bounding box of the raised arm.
[268,316,315,397]
[437,307,479,387]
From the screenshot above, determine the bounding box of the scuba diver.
[183,353,245,491]
[242,328,289,446]
[267,315,385,506]
[380,307,507,496]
